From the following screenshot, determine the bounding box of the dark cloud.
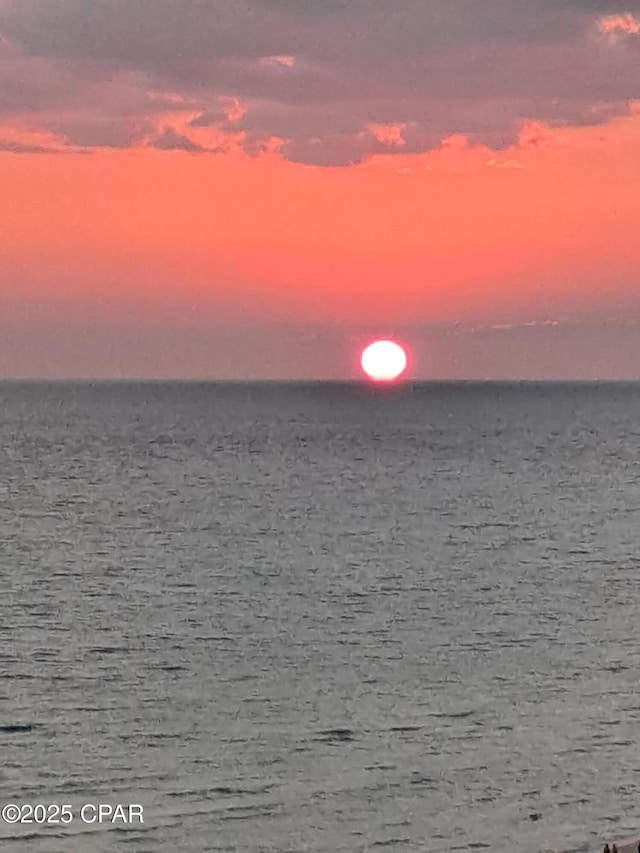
[151,127,205,152]
[0,0,290,65]
[0,0,638,164]
[536,0,636,11]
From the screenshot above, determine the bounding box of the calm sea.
[2,381,640,853]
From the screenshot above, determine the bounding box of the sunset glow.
[0,2,639,378]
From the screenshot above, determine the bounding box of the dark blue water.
[2,381,640,852]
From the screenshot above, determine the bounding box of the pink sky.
[1,1,640,378]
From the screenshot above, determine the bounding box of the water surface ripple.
[2,381,640,852]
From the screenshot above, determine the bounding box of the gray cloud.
[0,0,638,164]
[151,127,205,151]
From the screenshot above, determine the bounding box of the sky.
[1,0,640,379]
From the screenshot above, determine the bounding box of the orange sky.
[1,2,640,378]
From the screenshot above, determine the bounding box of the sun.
[360,339,409,382]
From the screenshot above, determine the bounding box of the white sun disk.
[360,340,408,382]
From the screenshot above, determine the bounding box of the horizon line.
[1,377,640,385]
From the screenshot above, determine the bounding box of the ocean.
[2,380,640,853]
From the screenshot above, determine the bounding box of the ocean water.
[2,380,640,853]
